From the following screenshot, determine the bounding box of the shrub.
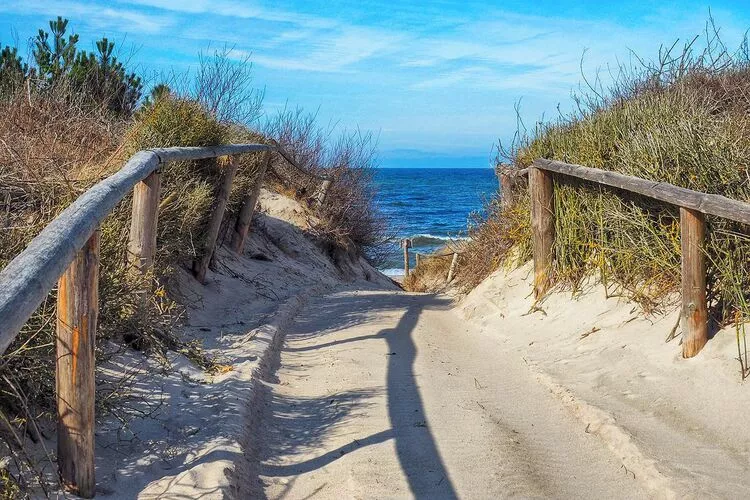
[463,21,750,322]
[265,107,391,262]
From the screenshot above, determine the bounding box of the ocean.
[374,168,498,275]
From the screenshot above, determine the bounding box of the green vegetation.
[0,18,385,493]
[458,21,750,323]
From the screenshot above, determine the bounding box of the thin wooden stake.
[127,170,161,274]
[231,151,271,254]
[56,230,99,499]
[402,239,411,277]
[447,252,459,283]
[314,178,333,207]
[680,207,709,358]
[415,253,421,268]
[530,166,555,299]
[194,157,238,283]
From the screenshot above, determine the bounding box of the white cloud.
[2,0,172,34]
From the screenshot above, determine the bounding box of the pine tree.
[32,17,79,84]
[29,18,143,115]
[0,45,28,97]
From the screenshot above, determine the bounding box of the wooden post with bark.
[56,230,99,499]
[127,170,162,275]
[314,178,333,207]
[194,157,238,283]
[496,163,516,208]
[529,166,555,299]
[680,207,709,358]
[231,151,271,254]
[402,238,412,277]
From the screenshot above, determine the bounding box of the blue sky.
[2,1,750,167]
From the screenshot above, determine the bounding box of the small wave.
[409,234,470,246]
[380,268,405,277]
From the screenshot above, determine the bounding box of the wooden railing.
[404,238,462,284]
[0,142,330,497]
[517,158,750,361]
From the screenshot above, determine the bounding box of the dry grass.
[0,51,269,492]
[265,107,391,263]
[403,254,453,292]
[459,20,750,323]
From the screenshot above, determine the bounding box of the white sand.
[20,188,749,498]
[72,189,394,498]
[254,289,646,499]
[461,263,750,497]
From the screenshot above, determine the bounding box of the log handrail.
[0,145,259,352]
[520,157,750,359]
[533,159,750,225]
[0,143,330,353]
[0,141,331,496]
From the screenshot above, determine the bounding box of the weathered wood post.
[230,151,271,254]
[56,230,99,498]
[447,252,459,283]
[401,238,412,277]
[496,163,515,208]
[314,178,333,208]
[127,170,162,274]
[194,156,238,283]
[680,207,709,357]
[415,253,421,268]
[529,165,555,299]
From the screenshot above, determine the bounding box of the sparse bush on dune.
[0,17,389,493]
[265,107,391,263]
[460,20,750,321]
[403,254,453,292]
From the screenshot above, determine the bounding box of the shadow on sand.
[254,291,458,499]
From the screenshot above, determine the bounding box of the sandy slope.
[460,263,750,498]
[253,288,645,499]
[29,186,745,498]
[81,190,394,498]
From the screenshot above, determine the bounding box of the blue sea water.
[374,168,498,275]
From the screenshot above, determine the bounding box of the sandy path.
[254,289,645,499]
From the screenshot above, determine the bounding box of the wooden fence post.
[230,151,271,254]
[402,239,411,277]
[314,178,333,208]
[447,252,459,283]
[680,207,709,357]
[496,163,515,208]
[127,170,161,274]
[56,230,99,498]
[194,157,238,283]
[415,253,421,268]
[529,166,555,299]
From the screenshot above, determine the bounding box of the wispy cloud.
[3,0,749,159]
[2,0,172,34]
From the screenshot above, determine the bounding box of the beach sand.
[27,188,749,498]
[460,263,750,497]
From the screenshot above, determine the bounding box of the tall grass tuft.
[458,20,750,323]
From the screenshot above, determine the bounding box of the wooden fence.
[0,142,330,497]
[510,158,750,361]
[407,242,462,284]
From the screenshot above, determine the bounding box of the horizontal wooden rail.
[0,144,269,354]
[527,158,750,359]
[533,159,750,225]
[0,141,335,497]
